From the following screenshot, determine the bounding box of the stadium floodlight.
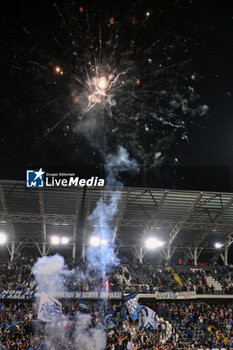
[51,236,60,245]
[215,242,223,249]
[90,236,108,247]
[0,233,7,245]
[145,237,164,249]
[90,236,100,247]
[101,239,108,245]
[61,237,69,245]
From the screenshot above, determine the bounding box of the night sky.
[0,0,232,191]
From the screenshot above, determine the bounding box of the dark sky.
[0,0,232,191]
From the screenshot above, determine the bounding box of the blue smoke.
[85,146,137,276]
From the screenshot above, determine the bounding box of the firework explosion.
[7,1,208,169]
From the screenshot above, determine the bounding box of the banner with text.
[0,290,122,300]
[155,291,197,299]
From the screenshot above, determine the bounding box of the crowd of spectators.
[123,264,233,295]
[1,255,233,295]
[0,256,123,293]
[126,265,213,294]
[155,301,233,349]
[1,255,233,348]
[0,256,34,291]
[1,300,233,349]
[212,268,233,295]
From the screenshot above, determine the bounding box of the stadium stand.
[0,183,233,348]
[1,255,233,296]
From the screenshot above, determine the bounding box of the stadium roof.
[0,180,233,261]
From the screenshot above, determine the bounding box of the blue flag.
[107,321,115,329]
[95,322,105,331]
[101,313,113,326]
[78,302,89,311]
[123,292,141,321]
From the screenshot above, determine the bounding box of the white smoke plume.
[75,313,106,350]
[32,254,69,294]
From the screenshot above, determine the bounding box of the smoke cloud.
[74,313,106,350]
[32,254,107,349]
[105,145,138,186]
[32,254,69,294]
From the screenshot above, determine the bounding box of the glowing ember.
[86,73,119,112]
[55,66,63,75]
[88,93,102,104]
[96,77,108,91]
[73,97,80,104]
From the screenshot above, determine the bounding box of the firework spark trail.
[35,97,60,112]
[151,114,185,129]
[53,2,75,43]
[41,106,80,140]
[107,70,129,91]
[28,61,48,71]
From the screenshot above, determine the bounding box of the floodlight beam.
[0,233,7,245]
[51,236,60,245]
[145,237,164,249]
